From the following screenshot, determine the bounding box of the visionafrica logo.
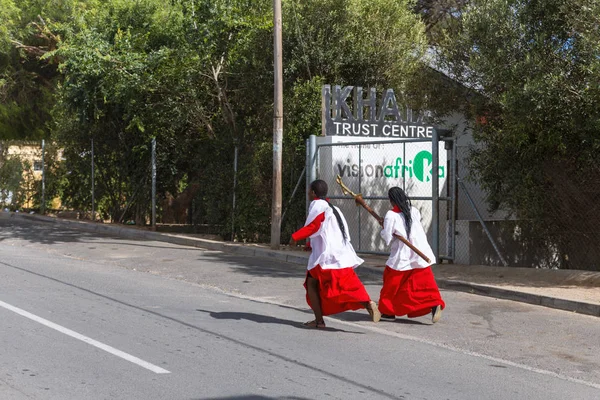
[336,150,445,183]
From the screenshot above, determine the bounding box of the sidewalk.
[3,211,600,317]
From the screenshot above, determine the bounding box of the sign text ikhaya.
[322,85,436,138]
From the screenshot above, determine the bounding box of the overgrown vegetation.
[2,0,599,270]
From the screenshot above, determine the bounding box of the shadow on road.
[0,218,207,251]
[334,311,430,325]
[0,217,123,245]
[196,309,364,334]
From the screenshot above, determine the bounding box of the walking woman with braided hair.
[378,186,445,323]
[290,180,380,328]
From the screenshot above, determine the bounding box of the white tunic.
[303,199,364,271]
[380,207,436,271]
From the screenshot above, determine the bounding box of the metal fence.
[306,134,455,261]
[305,134,516,268]
[5,136,599,270]
[452,145,512,267]
[0,139,232,238]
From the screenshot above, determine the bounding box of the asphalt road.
[1,217,599,400]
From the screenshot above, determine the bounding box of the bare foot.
[303,319,326,329]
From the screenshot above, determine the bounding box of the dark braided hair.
[311,179,348,242]
[388,186,412,239]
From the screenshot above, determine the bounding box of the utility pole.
[151,137,157,231]
[270,0,283,249]
[41,140,45,215]
[91,138,95,222]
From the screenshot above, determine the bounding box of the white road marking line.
[0,300,170,375]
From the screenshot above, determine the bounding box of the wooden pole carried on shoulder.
[335,175,432,264]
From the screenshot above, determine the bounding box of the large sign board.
[322,85,437,138]
[316,136,448,252]
[317,136,447,198]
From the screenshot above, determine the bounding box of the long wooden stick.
[335,175,432,264]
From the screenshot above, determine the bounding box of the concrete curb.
[3,211,599,317]
[435,279,600,318]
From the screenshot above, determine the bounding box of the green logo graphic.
[413,151,433,182]
[383,151,444,182]
[335,150,445,182]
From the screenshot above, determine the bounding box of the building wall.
[454,220,558,268]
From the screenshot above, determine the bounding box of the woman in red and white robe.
[378,186,445,323]
[290,179,381,328]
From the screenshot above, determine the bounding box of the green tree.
[2,0,429,241]
[0,0,100,140]
[438,0,600,269]
[0,154,24,208]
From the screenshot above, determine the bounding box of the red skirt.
[304,265,370,316]
[378,266,445,318]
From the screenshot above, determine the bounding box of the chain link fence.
[3,137,599,270]
[451,145,600,270]
[0,139,228,239]
[453,145,512,267]
[312,137,598,270]
[314,138,449,258]
[1,138,308,244]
